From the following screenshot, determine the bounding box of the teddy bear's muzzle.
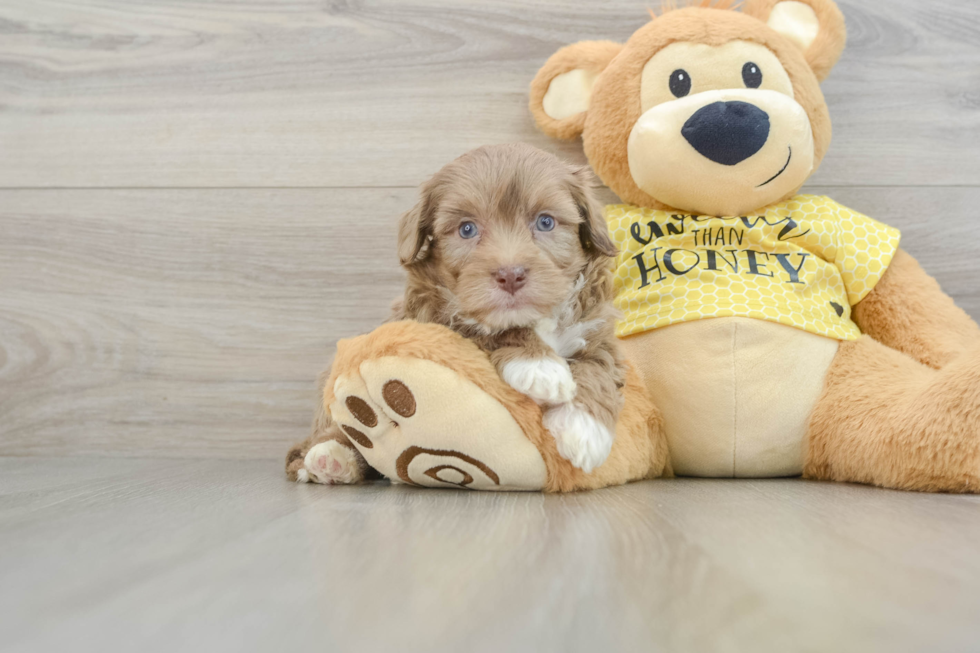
[627,88,815,216]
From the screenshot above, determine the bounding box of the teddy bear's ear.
[529,41,623,140]
[742,0,846,82]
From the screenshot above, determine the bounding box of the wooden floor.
[2,1,980,651]
[2,458,979,653]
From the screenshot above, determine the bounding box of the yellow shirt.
[606,195,901,341]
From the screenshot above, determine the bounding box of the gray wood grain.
[2,186,978,459]
[0,0,978,188]
[1,458,979,653]
[2,1,979,649]
[0,189,406,458]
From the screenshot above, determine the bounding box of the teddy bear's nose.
[682,101,771,166]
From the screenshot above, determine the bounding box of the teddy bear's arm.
[852,249,980,369]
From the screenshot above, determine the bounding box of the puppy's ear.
[397,186,437,266]
[568,166,618,259]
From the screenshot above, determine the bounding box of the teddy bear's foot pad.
[329,356,548,491]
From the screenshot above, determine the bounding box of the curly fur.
[288,144,637,484]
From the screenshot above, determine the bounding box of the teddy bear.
[288,0,980,493]
[528,0,980,491]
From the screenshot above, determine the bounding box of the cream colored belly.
[620,317,839,478]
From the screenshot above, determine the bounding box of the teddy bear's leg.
[804,335,980,492]
[309,320,670,492]
[805,248,980,492]
[321,324,551,490]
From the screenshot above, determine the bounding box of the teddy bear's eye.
[669,69,691,98]
[742,62,763,89]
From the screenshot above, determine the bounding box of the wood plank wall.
[1,0,978,458]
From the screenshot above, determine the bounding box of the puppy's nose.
[682,101,770,166]
[493,266,527,295]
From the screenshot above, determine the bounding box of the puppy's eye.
[742,62,763,89]
[535,214,556,232]
[458,221,479,239]
[669,69,691,98]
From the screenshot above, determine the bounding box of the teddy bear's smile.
[758,146,793,187]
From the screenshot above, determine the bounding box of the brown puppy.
[291,143,624,484]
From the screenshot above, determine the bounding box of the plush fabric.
[542,69,600,121]
[803,250,980,492]
[329,354,548,490]
[528,41,623,141]
[742,0,846,81]
[622,317,838,477]
[805,336,980,493]
[524,0,980,493]
[851,249,980,370]
[530,6,834,212]
[764,2,820,52]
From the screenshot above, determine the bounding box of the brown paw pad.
[382,379,416,418]
[336,378,416,452]
[341,424,373,449]
[345,396,377,427]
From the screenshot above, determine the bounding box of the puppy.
[289,143,625,484]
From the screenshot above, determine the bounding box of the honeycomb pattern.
[606,195,901,341]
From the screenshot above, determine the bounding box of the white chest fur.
[534,317,601,359]
[533,274,603,359]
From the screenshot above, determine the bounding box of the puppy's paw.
[302,440,363,485]
[501,357,577,405]
[543,403,614,473]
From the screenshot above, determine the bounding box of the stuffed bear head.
[530,0,847,217]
